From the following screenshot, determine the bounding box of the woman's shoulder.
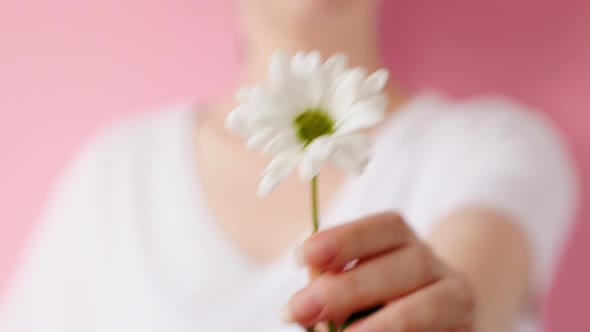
[405,92,554,134]
[393,92,569,154]
[86,102,196,158]
[52,102,197,198]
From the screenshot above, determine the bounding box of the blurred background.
[0,0,588,330]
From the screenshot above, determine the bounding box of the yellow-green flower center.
[293,109,335,146]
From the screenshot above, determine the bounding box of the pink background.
[0,0,588,330]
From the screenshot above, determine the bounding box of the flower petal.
[246,128,276,150]
[291,51,321,77]
[315,53,348,107]
[337,109,385,133]
[235,87,251,102]
[321,53,348,81]
[235,85,264,103]
[269,50,291,91]
[330,134,371,174]
[235,85,297,126]
[362,69,389,97]
[307,71,325,108]
[262,131,301,156]
[258,149,301,196]
[329,68,368,117]
[225,105,256,137]
[306,51,322,68]
[331,148,369,175]
[298,137,335,181]
[336,95,388,133]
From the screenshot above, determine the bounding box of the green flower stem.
[308,176,336,332]
[328,321,337,332]
[311,176,320,234]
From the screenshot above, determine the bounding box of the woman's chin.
[270,0,359,22]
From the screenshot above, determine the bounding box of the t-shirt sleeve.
[0,138,107,332]
[412,97,578,291]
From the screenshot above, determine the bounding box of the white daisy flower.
[226,50,389,196]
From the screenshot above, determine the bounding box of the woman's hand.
[283,212,476,332]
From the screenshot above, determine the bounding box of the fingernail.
[289,287,324,323]
[280,305,294,323]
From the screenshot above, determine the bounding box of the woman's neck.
[238,10,386,85]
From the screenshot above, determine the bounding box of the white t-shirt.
[0,92,578,331]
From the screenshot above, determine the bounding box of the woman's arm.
[428,208,531,332]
